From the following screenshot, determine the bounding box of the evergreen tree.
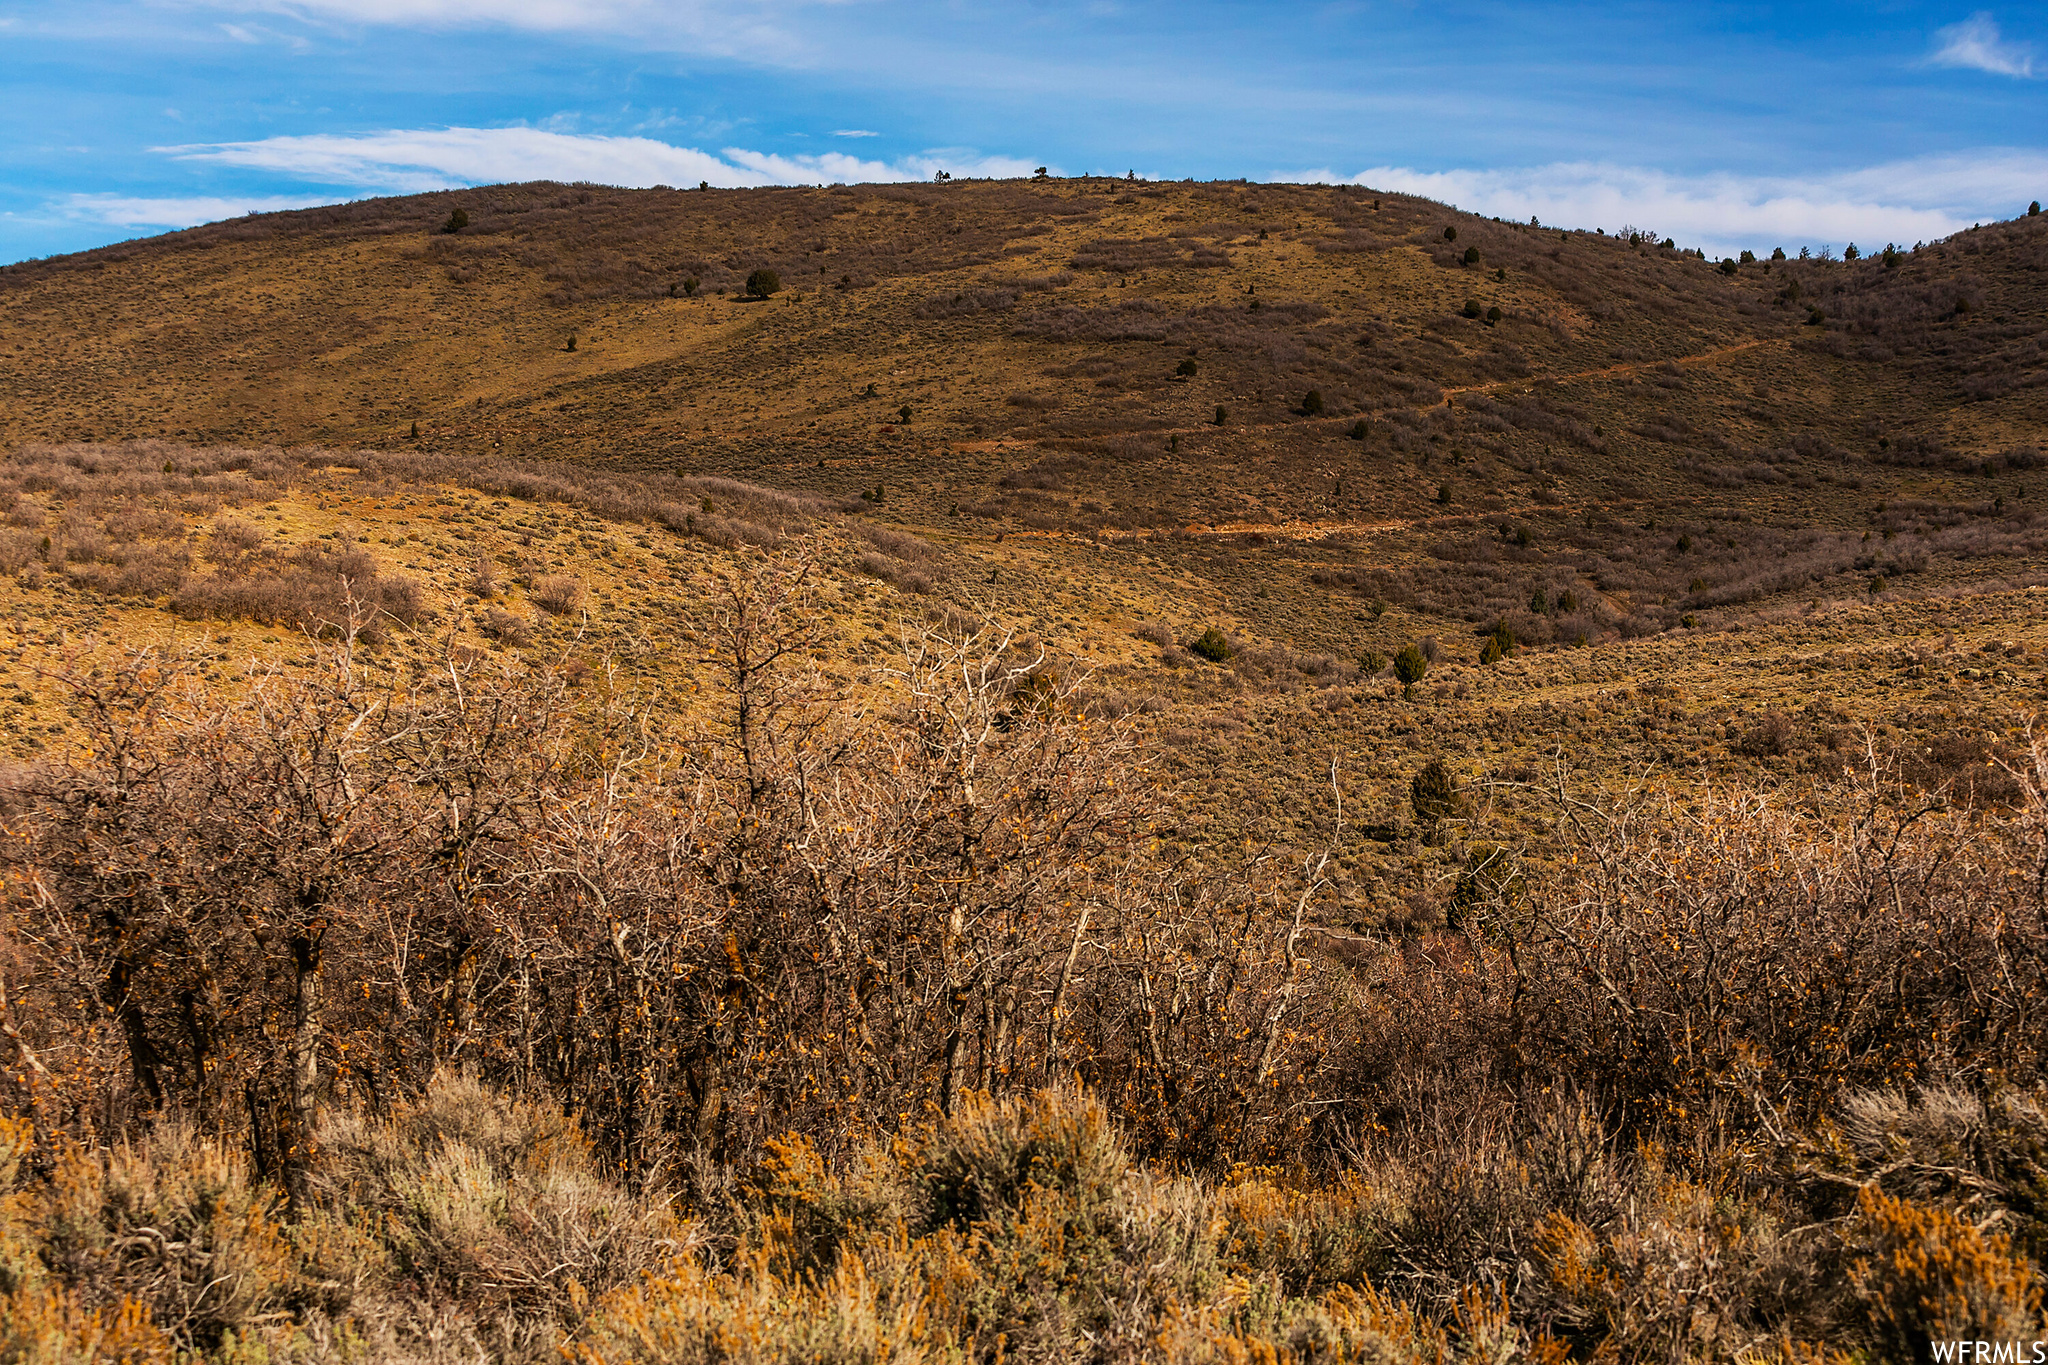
[1411,758,1458,825]
[1393,644,1428,697]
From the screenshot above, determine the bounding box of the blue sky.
[2,1,2044,264]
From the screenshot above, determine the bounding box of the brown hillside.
[6,180,2041,529]
[3,179,2048,871]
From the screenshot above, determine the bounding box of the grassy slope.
[4,182,2047,924]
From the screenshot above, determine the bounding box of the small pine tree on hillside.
[441,208,468,234]
[1300,390,1324,415]
[1410,758,1458,825]
[1393,644,1428,697]
[746,268,782,298]
[1191,627,1233,662]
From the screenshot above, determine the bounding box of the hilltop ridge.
[6,180,2041,530]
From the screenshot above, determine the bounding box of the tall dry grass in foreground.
[0,551,2044,1361]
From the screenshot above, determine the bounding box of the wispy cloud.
[1929,12,2038,78]
[832,129,879,138]
[201,0,797,57]
[155,126,1040,194]
[1285,152,2048,258]
[722,144,1038,183]
[62,193,338,228]
[212,0,709,27]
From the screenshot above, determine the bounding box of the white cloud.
[214,0,695,26]
[199,0,795,57]
[156,126,1041,194]
[1284,153,2048,259]
[722,144,1039,183]
[832,129,879,138]
[1929,12,2038,78]
[62,193,337,228]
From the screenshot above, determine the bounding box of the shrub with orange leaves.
[1849,1186,2046,1356]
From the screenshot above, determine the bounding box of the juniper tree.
[1393,644,1428,697]
[1191,627,1233,662]
[1410,758,1458,825]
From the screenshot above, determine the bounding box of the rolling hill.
[2,180,2047,851]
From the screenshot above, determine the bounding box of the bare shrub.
[171,542,424,640]
[466,554,502,597]
[316,1072,690,1323]
[855,536,940,593]
[203,515,263,564]
[530,574,585,615]
[1350,760,2048,1148]
[478,606,531,645]
[1131,620,1173,646]
[0,528,38,574]
[63,543,189,597]
[862,527,934,562]
[1735,708,1796,756]
[25,1123,335,1351]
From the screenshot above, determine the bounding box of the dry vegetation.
[3,179,2048,1360]
[1,576,2045,1360]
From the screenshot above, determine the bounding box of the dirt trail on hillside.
[1439,336,1786,400]
[1001,517,1417,545]
[1062,336,1793,446]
